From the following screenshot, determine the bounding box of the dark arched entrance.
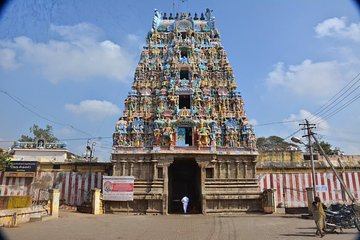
[168,159,201,214]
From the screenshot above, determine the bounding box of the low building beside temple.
[10,138,69,163]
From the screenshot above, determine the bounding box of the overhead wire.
[316,92,360,123]
[316,133,360,145]
[255,120,301,127]
[309,72,360,120]
[317,126,360,136]
[283,129,303,141]
[308,72,360,123]
[312,84,360,123]
[0,88,93,138]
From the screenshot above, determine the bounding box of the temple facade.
[110,9,262,214]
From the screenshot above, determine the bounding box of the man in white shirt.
[181,196,189,214]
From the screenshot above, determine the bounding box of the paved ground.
[1,211,360,240]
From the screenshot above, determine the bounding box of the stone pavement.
[1,211,360,240]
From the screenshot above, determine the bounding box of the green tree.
[312,140,334,155]
[0,149,12,171]
[256,136,298,152]
[18,124,59,143]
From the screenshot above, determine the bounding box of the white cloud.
[65,100,121,120]
[315,17,360,43]
[50,23,102,42]
[284,109,330,132]
[125,33,144,52]
[0,23,136,83]
[266,59,348,97]
[0,48,19,70]
[126,34,140,43]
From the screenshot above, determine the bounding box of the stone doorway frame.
[160,155,209,214]
[167,158,201,214]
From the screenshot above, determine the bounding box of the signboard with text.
[102,176,134,201]
[316,185,328,192]
[5,161,37,177]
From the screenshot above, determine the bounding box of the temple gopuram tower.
[111,9,262,214]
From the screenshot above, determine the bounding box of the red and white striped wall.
[0,171,106,206]
[2,170,358,208]
[258,171,360,207]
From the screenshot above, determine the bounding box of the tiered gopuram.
[110,9,262,214]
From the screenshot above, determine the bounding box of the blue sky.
[0,0,360,160]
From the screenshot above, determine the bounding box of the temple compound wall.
[109,9,261,214]
[258,151,360,208]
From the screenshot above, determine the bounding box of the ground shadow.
[280,232,315,238]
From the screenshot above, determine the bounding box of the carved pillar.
[250,161,256,178]
[218,161,222,178]
[196,160,207,214]
[243,161,247,178]
[235,160,240,179]
[152,160,158,180]
[213,161,218,179]
[113,161,118,176]
[121,160,126,176]
[138,160,143,179]
[162,162,170,215]
[130,162,134,176]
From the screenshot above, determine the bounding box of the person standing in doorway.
[181,196,189,214]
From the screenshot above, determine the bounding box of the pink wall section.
[0,171,106,206]
[258,172,360,207]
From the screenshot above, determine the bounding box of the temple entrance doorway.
[168,159,201,214]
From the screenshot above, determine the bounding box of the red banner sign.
[102,176,134,201]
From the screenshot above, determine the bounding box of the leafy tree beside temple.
[18,124,59,143]
[256,136,298,152]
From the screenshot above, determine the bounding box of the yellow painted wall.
[7,196,32,209]
[257,151,303,162]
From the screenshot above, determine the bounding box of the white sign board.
[316,185,328,192]
[102,176,134,201]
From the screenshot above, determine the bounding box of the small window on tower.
[181,32,187,39]
[180,48,188,58]
[179,95,191,109]
[180,69,189,79]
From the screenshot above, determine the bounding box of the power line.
[317,133,360,145]
[312,85,360,123]
[255,120,301,127]
[283,129,302,140]
[59,136,112,141]
[0,89,93,138]
[316,92,360,124]
[309,72,360,123]
[317,126,360,136]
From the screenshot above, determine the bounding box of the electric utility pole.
[300,119,317,199]
[311,134,356,203]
